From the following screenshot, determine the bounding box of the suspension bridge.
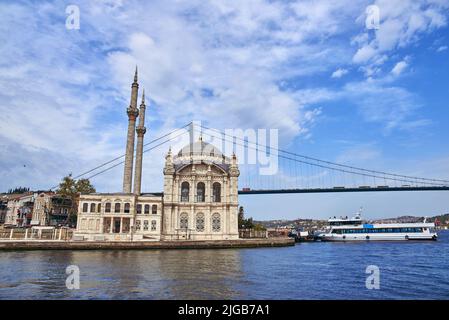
[54,122,449,195]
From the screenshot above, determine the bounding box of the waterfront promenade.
[0,237,294,250]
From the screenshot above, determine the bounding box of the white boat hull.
[320,211,438,242]
[319,233,437,241]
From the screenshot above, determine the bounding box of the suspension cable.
[49,123,191,190]
[196,127,447,187]
[195,123,449,184]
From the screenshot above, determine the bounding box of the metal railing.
[0,228,73,241]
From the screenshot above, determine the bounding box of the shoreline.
[0,237,294,251]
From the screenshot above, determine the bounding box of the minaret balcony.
[126,107,139,118]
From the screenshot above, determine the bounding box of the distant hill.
[372,215,423,223]
[373,214,449,224]
[254,218,326,230]
[429,214,449,224]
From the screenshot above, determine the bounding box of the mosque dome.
[177,138,223,158]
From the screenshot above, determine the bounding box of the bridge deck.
[238,186,449,194]
[147,186,449,197]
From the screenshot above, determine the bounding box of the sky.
[0,0,448,220]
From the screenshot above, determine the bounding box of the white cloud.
[391,60,408,75]
[437,45,448,52]
[353,45,377,64]
[352,0,448,75]
[342,80,428,133]
[331,68,349,78]
[2,0,356,191]
[0,0,447,193]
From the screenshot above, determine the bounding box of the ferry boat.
[316,208,438,241]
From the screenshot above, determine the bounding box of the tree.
[56,174,77,197]
[243,217,255,229]
[75,178,96,194]
[7,187,30,194]
[238,206,245,228]
[56,174,96,227]
[56,175,96,197]
[237,206,266,231]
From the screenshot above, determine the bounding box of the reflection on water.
[0,249,244,299]
[1,231,449,300]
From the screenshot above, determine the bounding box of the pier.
[0,237,294,251]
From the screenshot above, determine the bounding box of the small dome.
[177,139,223,157]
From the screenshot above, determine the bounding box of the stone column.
[133,128,145,195]
[122,68,139,193]
[133,90,147,195]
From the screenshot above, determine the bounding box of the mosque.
[74,70,240,241]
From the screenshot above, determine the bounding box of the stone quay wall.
[0,237,294,251]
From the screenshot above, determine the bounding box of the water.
[1,231,449,299]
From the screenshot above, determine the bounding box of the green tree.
[237,206,266,231]
[56,174,77,197]
[75,178,96,194]
[55,174,96,227]
[56,175,96,197]
[7,187,30,194]
[238,206,245,228]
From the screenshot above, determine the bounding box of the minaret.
[122,67,139,193]
[133,89,147,195]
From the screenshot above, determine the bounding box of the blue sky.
[0,0,448,220]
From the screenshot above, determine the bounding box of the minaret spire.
[122,68,139,193]
[133,88,147,195]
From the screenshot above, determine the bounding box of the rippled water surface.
[1,231,448,299]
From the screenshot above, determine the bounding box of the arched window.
[124,203,130,213]
[179,213,188,229]
[114,203,121,213]
[82,203,88,213]
[196,182,205,202]
[105,203,111,213]
[212,213,221,232]
[97,203,101,213]
[152,205,157,215]
[196,213,205,232]
[136,204,142,214]
[90,203,96,213]
[212,182,221,202]
[144,204,150,214]
[181,182,189,202]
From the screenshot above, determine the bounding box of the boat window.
[339,227,425,234]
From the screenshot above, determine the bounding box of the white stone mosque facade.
[75,70,240,241]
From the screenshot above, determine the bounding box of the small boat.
[288,229,312,242]
[315,208,438,241]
